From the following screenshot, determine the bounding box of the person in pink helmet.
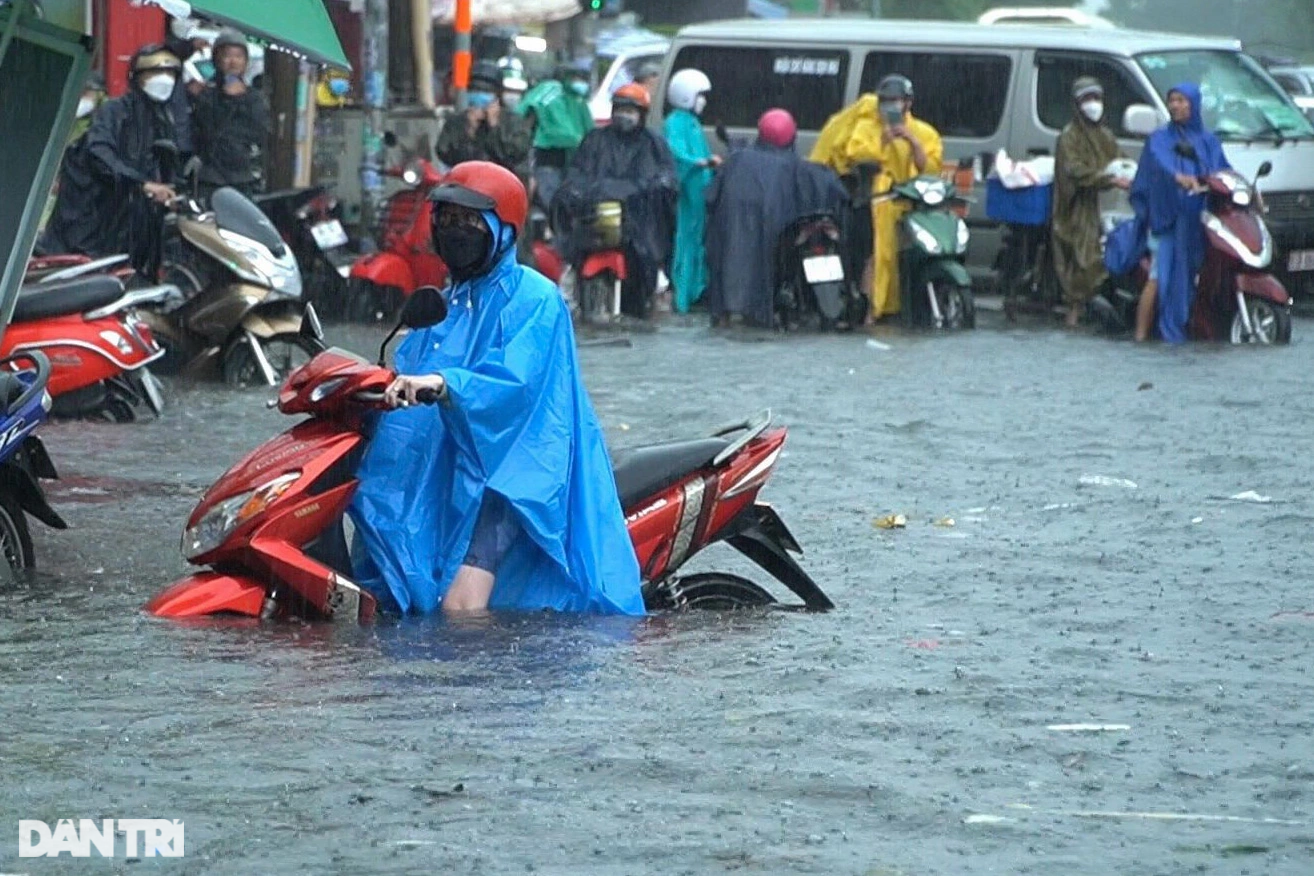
[704,109,847,328]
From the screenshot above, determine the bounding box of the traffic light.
[581,0,603,10]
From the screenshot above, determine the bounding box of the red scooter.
[145,290,831,621]
[347,154,448,323]
[2,275,180,422]
[1096,160,1291,344]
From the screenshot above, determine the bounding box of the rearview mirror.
[383,130,398,148]
[400,286,449,329]
[1257,160,1273,178]
[1121,103,1161,138]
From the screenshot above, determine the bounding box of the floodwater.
[3,314,1312,874]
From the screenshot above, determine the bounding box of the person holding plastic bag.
[1129,83,1230,343]
[1051,76,1127,328]
[810,75,942,321]
[349,162,644,617]
[663,68,718,313]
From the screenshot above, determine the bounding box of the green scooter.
[863,166,976,330]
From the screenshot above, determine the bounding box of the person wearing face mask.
[516,59,596,173]
[551,84,677,323]
[810,74,943,322]
[1051,76,1128,328]
[41,46,186,261]
[191,28,269,198]
[37,73,107,236]
[349,161,644,617]
[663,68,719,314]
[435,60,532,182]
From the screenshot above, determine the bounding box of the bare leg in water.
[442,566,495,615]
[1134,279,1157,342]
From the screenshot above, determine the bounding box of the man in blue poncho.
[1129,82,1230,343]
[348,161,645,617]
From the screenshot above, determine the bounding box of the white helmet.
[667,68,711,111]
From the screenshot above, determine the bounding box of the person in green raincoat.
[663,68,718,313]
[516,59,595,167]
[1051,76,1128,327]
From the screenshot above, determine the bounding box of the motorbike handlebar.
[352,388,443,407]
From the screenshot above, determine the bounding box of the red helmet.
[757,108,797,148]
[429,160,528,235]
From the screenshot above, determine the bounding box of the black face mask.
[435,225,492,278]
[611,115,640,134]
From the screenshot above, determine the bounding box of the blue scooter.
[0,351,67,578]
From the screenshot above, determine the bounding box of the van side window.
[669,46,849,130]
[859,51,1012,138]
[1036,52,1154,137]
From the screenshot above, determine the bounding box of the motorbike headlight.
[183,471,301,560]
[218,230,302,298]
[1233,190,1252,207]
[912,223,941,254]
[402,163,421,186]
[99,329,134,356]
[308,376,348,404]
[955,218,970,254]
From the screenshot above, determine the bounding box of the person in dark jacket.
[191,27,269,198]
[550,85,677,323]
[435,60,533,179]
[705,108,848,329]
[41,45,187,262]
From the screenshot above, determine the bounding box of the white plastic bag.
[992,149,1056,189]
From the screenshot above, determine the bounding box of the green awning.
[150,0,350,69]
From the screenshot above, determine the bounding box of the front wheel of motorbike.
[645,572,777,612]
[221,334,318,388]
[1230,297,1292,345]
[0,490,35,579]
[928,281,976,331]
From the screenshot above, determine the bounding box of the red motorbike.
[347,155,448,323]
[2,275,180,422]
[145,290,831,621]
[1095,160,1291,344]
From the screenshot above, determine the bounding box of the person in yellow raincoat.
[810,75,942,320]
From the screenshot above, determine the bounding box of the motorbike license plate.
[1287,249,1314,272]
[803,254,844,285]
[312,219,349,250]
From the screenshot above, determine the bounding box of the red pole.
[452,0,472,110]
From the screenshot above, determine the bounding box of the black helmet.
[213,27,249,56]
[876,74,914,101]
[470,59,503,92]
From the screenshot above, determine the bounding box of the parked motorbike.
[347,141,448,323]
[556,199,629,326]
[774,211,867,331]
[145,289,832,621]
[0,351,68,577]
[25,253,134,285]
[3,275,179,421]
[1094,160,1291,344]
[871,171,976,330]
[148,180,313,387]
[254,185,354,318]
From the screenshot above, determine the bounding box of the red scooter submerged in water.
[145,289,831,621]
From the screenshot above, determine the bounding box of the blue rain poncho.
[349,222,644,616]
[1129,82,1231,343]
[663,107,714,312]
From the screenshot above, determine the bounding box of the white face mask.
[503,92,522,111]
[1081,100,1104,123]
[141,74,176,103]
[76,97,96,118]
[693,94,707,115]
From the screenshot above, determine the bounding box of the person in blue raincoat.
[348,161,645,617]
[1129,82,1230,343]
[663,68,719,313]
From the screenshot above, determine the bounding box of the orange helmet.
[428,160,528,236]
[612,83,651,112]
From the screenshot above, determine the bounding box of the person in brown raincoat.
[1051,76,1128,327]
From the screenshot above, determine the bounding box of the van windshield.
[1136,49,1314,141]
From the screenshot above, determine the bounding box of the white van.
[655,18,1314,296]
[589,37,670,125]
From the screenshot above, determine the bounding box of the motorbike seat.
[611,438,730,510]
[12,276,124,323]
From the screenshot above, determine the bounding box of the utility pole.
[361,0,389,237]
[453,0,472,112]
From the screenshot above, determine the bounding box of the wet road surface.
[3,313,1313,874]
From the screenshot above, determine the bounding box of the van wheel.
[644,573,777,611]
